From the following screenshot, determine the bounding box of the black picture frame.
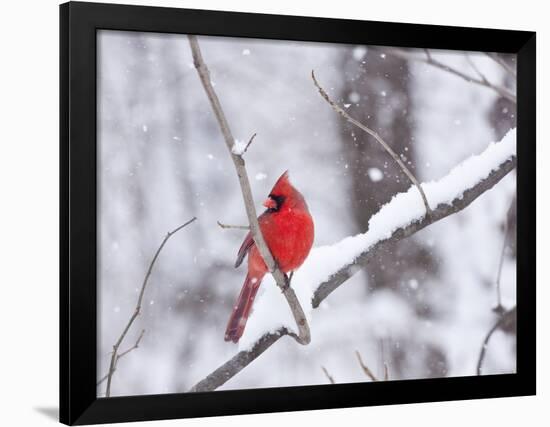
[60,1,536,425]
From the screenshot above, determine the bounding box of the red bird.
[225,171,314,343]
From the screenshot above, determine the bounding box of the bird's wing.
[235,211,271,268]
[235,231,254,268]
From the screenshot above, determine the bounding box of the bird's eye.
[268,194,285,211]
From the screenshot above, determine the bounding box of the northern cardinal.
[224,171,314,343]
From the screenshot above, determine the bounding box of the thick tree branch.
[312,155,516,307]
[312,70,433,217]
[189,329,286,392]
[103,217,197,397]
[189,153,516,392]
[188,35,310,345]
[375,47,516,103]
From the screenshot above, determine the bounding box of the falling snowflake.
[353,46,367,61]
[349,92,360,103]
[368,168,384,182]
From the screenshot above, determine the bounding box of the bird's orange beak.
[263,197,277,209]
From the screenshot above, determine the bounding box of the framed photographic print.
[60,1,536,424]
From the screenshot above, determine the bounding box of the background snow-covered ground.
[97,31,516,396]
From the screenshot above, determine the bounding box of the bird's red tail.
[225,274,262,343]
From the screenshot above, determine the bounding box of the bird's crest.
[269,170,291,196]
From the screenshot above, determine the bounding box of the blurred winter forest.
[97,30,517,397]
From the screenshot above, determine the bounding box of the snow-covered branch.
[187,35,311,345]
[189,129,516,392]
[312,130,516,307]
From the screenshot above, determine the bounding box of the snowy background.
[97,30,516,397]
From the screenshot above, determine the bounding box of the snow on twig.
[231,133,257,155]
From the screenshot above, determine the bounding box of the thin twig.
[477,307,516,375]
[423,48,432,62]
[321,366,336,384]
[420,49,516,102]
[188,35,310,345]
[375,47,516,103]
[242,133,257,154]
[189,154,516,392]
[311,70,432,217]
[97,329,145,386]
[355,350,378,381]
[466,54,490,85]
[494,198,515,313]
[103,217,197,397]
[217,221,250,230]
[383,363,389,381]
[484,52,517,79]
[118,329,146,359]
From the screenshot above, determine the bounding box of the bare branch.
[217,221,250,230]
[383,363,389,381]
[484,52,517,79]
[188,35,310,346]
[189,154,515,392]
[477,306,517,375]
[97,329,145,387]
[103,217,197,397]
[242,133,257,155]
[321,366,336,384]
[118,329,146,359]
[494,197,516,314]
[466,54,490,85]
[355,350,378,381]
[311,70,432,217]
[189,329,284,392]
[376,47,516,103]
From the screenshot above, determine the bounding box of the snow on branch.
[311,128,516,306]
[188,129,516,392]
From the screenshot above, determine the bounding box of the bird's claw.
[281,271,294,293]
